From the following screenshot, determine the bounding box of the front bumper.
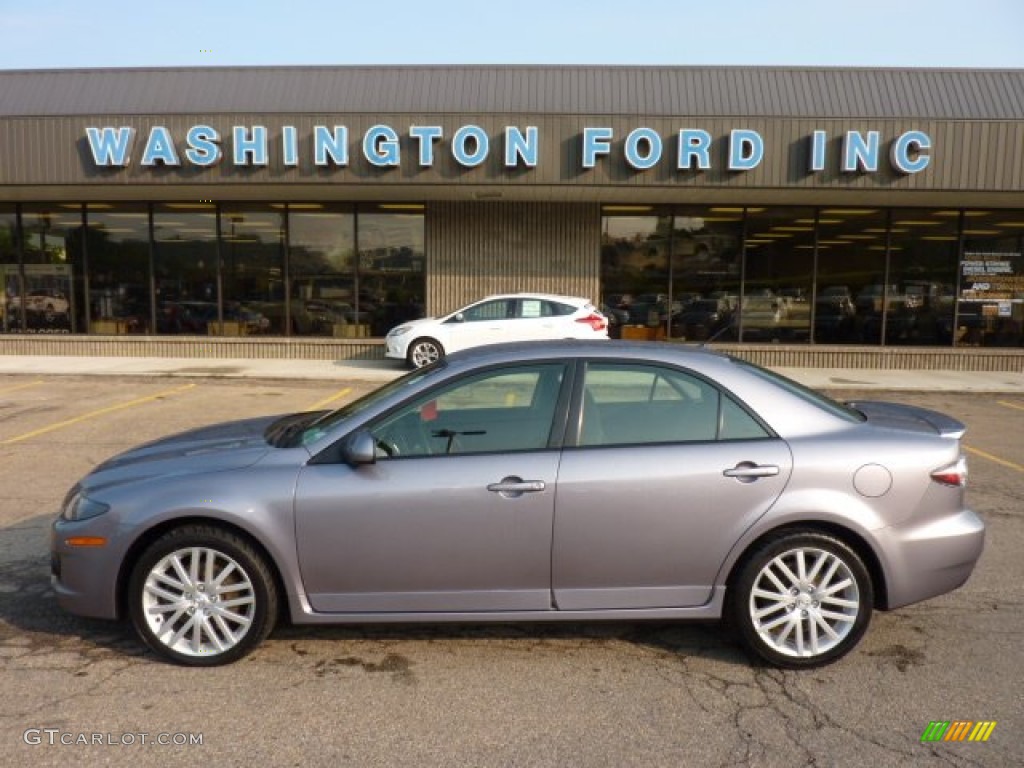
[877,507,985,610]
[50,515,123,620]
[384,338,408,360]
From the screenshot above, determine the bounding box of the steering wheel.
[375,437,400,457]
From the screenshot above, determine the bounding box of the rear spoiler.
[846,400,967,439]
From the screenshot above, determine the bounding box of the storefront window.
[358,206,426,336]
[20,204,82,333]
[600,211,672,339]
[887,209,958,346]
[957,209,1024,347]
[742,207,814,342]
[86,204,151,334]
[220,205,286,336]
[814,208,887,344]
[288,205,356,336]
[0,206,17,334]
[671,207,742,341]
[153,204,219,335]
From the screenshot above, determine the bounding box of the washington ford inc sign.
[84,124,933,175]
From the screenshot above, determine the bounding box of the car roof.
[476,292,592,304]
[443,339,728,368]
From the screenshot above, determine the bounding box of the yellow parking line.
[1,383,197,445]
[997,400,1024,412]
[0,380,45,396]
[306,387,352,412]
[964,445,1024,474]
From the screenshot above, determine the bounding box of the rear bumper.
[878,508,985,610]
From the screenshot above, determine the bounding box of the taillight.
[931,456,968,487]
[576,313,607,332]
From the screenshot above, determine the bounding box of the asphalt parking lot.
[0,374,1020,767]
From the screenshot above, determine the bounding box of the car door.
[294,362,570,613]
[553,361,793,610]
[514,298,581,342]
[442,298,517,353]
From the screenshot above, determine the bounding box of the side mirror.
[340,429,377,466]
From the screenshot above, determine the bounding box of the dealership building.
[0,65,1022,369]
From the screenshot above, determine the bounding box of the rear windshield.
[731,358,867,424]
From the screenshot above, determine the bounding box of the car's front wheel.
[128,525,278,666]
[729,531,873,669]
[407,337,444,368]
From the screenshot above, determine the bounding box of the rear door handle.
[723,463,779,482]
[487,476,546,497]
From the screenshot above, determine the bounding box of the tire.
[128,525,278,666]
[728,531,873,669]
[407,337,444,368]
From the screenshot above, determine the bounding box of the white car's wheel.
[729,531,873,669]
[128,525,278,666]
[407,337,444,368]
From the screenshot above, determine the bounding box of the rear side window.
[579,363,770,446]
[544,301,577,317]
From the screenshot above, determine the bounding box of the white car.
[386,293,609,367]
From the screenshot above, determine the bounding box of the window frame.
[567,360,775,448]
[362,360,575,460]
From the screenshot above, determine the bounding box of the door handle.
[487,476,546,497]
[723,463,779,482]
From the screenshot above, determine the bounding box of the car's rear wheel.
[729,531,872,669]
[128,525,278,666]
[407,337,443,368]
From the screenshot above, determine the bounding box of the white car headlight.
[389,325,412,337]
[61,492,111,522]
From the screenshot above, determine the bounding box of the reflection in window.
[358,208,426,336]
[671,207,742,341]
[289,206,356,337]
[86,204,151,334]
[814,208,887,344]
[887,209,958,346]
[220,206,285,336]
[600,213,671,338]
[154,204,219,335]
[20,204,82,333]
[957,209,1024,347]
[742,207,814,342]
[0,206,18,334]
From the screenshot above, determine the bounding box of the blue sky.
[1,0,1022,69]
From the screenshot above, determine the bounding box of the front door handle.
[487,476,546,498]
[723,462,780,482]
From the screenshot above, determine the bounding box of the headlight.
[389,325,412,337]
[61,493,111,522]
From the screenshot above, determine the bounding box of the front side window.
[579,363,769,446]
[370,363,566,457]
[460,299,514,322]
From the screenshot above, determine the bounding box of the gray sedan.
[51,342,984,668]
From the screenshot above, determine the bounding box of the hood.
[847,400,967,439]
[81,414,283,493]
[390,316,438,333]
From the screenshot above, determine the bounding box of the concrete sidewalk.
[0,354,1022,392]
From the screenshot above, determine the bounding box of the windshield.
[731,358,867,423]
[293,362,446,447]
